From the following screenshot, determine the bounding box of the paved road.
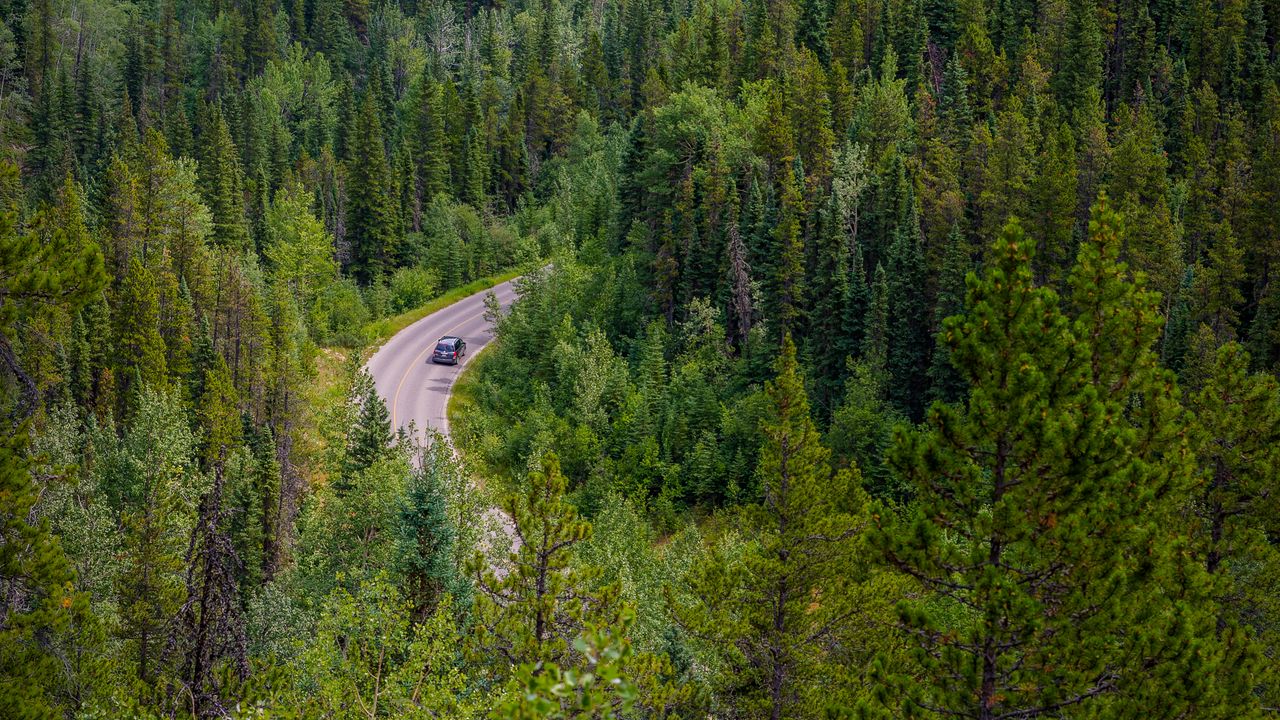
[366,278,519,444]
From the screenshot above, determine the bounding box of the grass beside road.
[446,343,499,479]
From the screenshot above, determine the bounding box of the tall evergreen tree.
[197,105,250,251]
[671,336,871,719]
[884,217,931,420]
[873,210,1222,718]
[344,370,393,479]
[396,434,464,621]
[345,90,399,284]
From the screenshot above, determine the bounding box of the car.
[431,336,466,365]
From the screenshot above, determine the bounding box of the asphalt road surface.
[366,278,520,444]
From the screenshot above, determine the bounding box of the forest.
[3,0,1280,716]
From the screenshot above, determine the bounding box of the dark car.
[431,336,466,365]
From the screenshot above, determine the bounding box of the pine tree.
[1186,343,1280,709]
[811,195,853,415]
[346,90,399,284]
[770,162,806,338]
[873,210,1220,718]
[671,336,870,719]
[0,163,106,415]
[469,453,617,673]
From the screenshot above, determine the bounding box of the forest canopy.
[3,0,1280,717]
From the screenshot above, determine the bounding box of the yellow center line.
[390,306,483,430]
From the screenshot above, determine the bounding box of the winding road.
[366,278,520,444]
[366,276,524,566]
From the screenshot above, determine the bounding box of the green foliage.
[872,208,1225,717]
[7,0,1280,713]
[294,576,478,719]
[470,454,618,678]
[670,337,884,718]
[395,434,465,620]
[0,426,92,718]
[345,90,400,284]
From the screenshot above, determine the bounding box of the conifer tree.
[873,211,1218,718]
[197,355,241,470]
[1028,122,1077,287]
[671,337,869,719]
[345,90,399,284]
[770,162,806,338]
[0,164,105,414]
[1055,0,1103,115]
[115,257,169,403]
[344,370,393,479]
[416,79,450,204]
[197,105,250,251]
[884,219,930,420]
[863,263,889,383]
[470,453,617,674]
[1186,342,1280,707]
[396,434,464,622]
[925,223,968,405]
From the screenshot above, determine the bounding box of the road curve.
[366,278,520,444]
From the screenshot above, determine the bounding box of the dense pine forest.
[3,0,1280,715]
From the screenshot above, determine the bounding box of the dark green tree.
[670,336,870,719]
[345,90,400,284]
[343,370,393,479]
[396,434,464,621]
[873,209,1221,718]
[884,219,930,420]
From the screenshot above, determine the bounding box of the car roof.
[438,336,461,342]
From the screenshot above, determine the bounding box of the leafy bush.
[309,278,369,347]
[388,265,439,313]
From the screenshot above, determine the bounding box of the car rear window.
[436,341,455,351]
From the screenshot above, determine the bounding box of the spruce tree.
[884,218,930,420]
[345,90,399,284]
[1055,0,1103,115]
[925,223,969,405]
[416,79,450,204]
[396,434,464,622]
[197,104,250,251]
[344,370,393,479]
